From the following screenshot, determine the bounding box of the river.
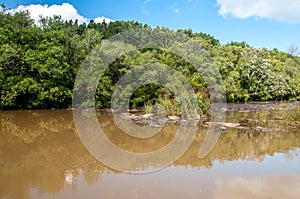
[1,103,300,199]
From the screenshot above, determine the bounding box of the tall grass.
[156,92,208,118]
[144,101,153,114]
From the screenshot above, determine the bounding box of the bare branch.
[287,43,300,56]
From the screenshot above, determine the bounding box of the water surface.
[0,108,300,199]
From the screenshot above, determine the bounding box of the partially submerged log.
[204,122,288,132]
[204,122,240,128]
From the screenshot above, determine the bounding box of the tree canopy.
[0,10,299,112]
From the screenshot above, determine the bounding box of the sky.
[3,0,300,52]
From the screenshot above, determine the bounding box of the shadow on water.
[0,107,300,199]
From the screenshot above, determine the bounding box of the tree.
[0,7,299,110]
[287,44,300,56]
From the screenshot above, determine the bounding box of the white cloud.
[8,3,113,24]
[217,0,300,23]
[174,8,180,14]
[94,16,113,23]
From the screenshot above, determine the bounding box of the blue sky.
[4,0,300,52]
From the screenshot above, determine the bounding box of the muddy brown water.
[0,106,300,199]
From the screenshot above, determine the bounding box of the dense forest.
[1,8,300,113]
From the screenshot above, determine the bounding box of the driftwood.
[204,122,288,132]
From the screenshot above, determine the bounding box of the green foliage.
[215,46,300,102]
[144,101,153,114]
[0,8,299,112]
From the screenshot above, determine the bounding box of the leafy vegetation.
[0,9,299,113]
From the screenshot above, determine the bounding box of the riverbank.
[95,101,300,131]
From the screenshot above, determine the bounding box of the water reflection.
[215,176,300,199]
[0,110,300,199]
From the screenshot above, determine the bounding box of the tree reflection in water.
[0,110,300,199]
